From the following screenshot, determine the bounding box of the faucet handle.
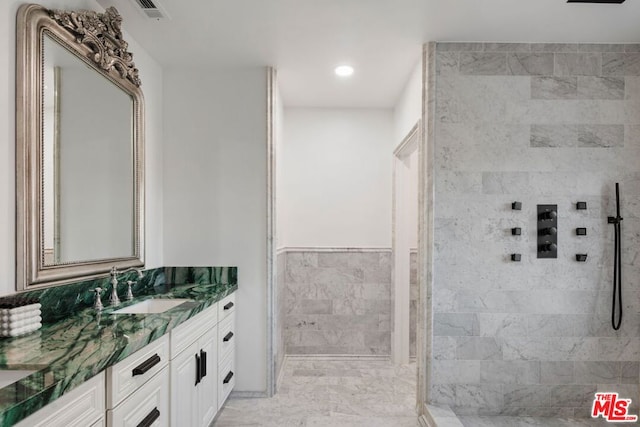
[93,288,104,311]
[125,281,135,301]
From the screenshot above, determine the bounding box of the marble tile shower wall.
[431,42,640,417]
[275,252,286,383]
[410,251,418,358]
[284,251,392,355]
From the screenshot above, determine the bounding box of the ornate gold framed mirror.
[16,4,145,290]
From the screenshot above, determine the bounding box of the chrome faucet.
[109,266,144,306]
[93,288,104,311]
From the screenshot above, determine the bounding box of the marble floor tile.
[213,358,418,426]
[305,415,419,426]
[458,416,636,427]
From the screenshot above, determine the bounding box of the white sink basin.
[112,299,191,315]
[0,370,36,388]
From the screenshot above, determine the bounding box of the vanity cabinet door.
[197,326,218,427]
[170,326,218,427]
[170,341,199,427]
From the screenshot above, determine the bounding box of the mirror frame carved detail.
[16,3,145,290]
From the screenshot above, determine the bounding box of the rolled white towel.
[1,309,42,322]
[1,315,42,329]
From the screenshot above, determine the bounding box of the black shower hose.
[610,183,623,331]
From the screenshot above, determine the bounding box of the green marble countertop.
[0,282,237,426]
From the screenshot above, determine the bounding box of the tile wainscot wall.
[282,250,393,356]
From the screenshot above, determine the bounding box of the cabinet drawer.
[107,335,169,408]
[108,366,169,427]
[218,352,235,410]
[218,293,235,322]
[170,303,217,359]
[15,373,105,427]
[218,312,235,364]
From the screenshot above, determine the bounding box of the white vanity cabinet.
[14,372,105,427]
[170,303,218,427]
[12,292,236,427]
[106,334,170,426]
[216,293,236,409]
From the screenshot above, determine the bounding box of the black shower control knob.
[544,227,558,236]
[541,243,557,252]
[541,210,557,220]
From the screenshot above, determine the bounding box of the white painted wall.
[393,57,422,145]
[393,57,421,250]
[163,68,268,393]
[0,0,163,295]
[281,108,394,248]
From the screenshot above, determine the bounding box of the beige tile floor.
[213,357,419,426]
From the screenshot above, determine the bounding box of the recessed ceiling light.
[335,65,354,77]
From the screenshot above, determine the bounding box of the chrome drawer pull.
[223,371,234,384]
[223,302,234,310]
[137,407,160,427]
[132,354,161,376]
[223,332,234,342]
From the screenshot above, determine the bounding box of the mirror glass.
[16,4,144,290]
[42,33,135,265]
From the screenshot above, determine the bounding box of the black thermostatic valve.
[538,204,558,259]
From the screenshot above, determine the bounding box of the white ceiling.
[98,0,640,108]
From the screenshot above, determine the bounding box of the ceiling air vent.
[133,0,171,20]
